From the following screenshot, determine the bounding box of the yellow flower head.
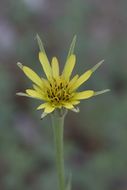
[17,35,109,118]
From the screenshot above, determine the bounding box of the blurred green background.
[0,0,127,190]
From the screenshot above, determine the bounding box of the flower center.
[46,79,72,105]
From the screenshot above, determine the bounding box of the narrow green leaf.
[36,34,46,53]
[66,173,72,190]
[67,35,77,59]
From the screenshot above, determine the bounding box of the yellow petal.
[33,84,45,95]
[26,89,45,100]
[74,90,94,100]
[36,103,48,110]
[41,77,50,88]
[62,54,76,81]
[16,92,45,100]
[21,65,44,87]
[63,102,74,109]
[44,104,55,113]
[70,60,104,91]
[70,100,80,105]
[71,70,92,90]
[51,57,59,78]
[39,52,52,80]
[68,74,79,88]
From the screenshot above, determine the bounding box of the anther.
[60,82,63,88]
[55,88,58,92]
[54,97,58,101]
[52,92,55,97]
[66,94,69,98]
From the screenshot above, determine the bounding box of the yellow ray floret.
[62,102,74,109]
[26,89,45,100]
[51,57,59,78]
[73,90,94,100]
[17,62,44,88]
[39,52,52,80]
[62,54,76,81]
[37,103,48,110]
[44,103,55,113]
[71,70,92,91]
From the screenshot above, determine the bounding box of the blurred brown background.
[0,0,127,190]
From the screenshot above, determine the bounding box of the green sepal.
[36,34,46,54]
[66,173,72,190]
[91,60,104,72]
[67,35,77,59]
[94,89,110,96]
[16,92,29,97]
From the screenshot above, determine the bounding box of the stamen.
[55,84,57,87]
[60,82,63,88]
[52,92,55,97]
[46,79,71,105]
[54,97,59,102]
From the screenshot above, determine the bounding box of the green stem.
[51,111,65,190]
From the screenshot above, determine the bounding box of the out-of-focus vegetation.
[0,0,127,190]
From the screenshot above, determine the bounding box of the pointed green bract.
[17,62,23,69]
[91,60,104,72]
[41,112,48,119]
[67,35,77,59]
[36,34,46,53]
[94,89,110,96]
[16,92,29,97]
[66,173,72,190]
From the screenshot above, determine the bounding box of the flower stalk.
[51,110,67,190]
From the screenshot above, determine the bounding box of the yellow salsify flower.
[17,35,109,118]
